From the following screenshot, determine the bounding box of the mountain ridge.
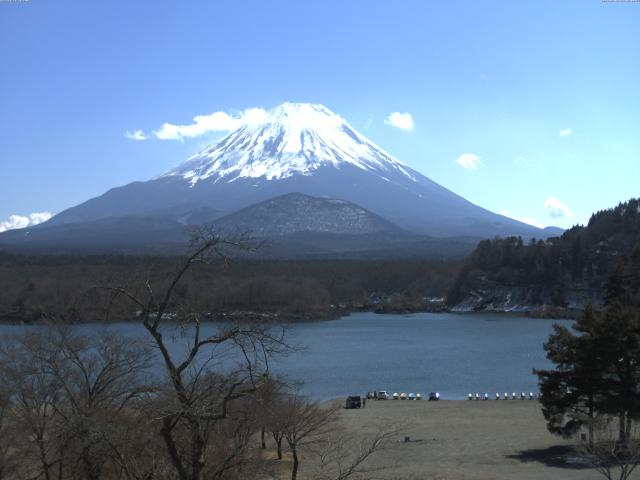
[0,192,480,259]
[4,102,560,253]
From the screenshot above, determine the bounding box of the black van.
[345,396,362,409]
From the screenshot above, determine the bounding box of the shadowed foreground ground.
[309,400,602,480]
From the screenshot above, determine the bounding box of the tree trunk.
[190,421,205,480]
[160,418,189,480]
[261,427,266,449]
[272,432,283,460]
[291,445,299,480]
[588,402,594,447]
[36,434,52,480]
[619,411,627,443]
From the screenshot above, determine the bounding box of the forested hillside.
[447,198,640,312]
[0,255,458,323]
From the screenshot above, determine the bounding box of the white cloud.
[544,197,574,219]
[124,129,149,141]
[0,212,52,233]
[0,215,29,232]
[28,212,52,224]
[154,107,269,141]
[384,112,414,131]
[500,210,545,229]
[456,153,482,170]
[363,116,373,130]
[514,155,527,164]
[559,127,573,137]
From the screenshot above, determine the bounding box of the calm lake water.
[0,312,572,400]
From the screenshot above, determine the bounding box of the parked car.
[345,396,362,409]
[376,390,389,400]
[428,392,440,401]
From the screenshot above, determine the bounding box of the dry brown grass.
[276,399,606,480]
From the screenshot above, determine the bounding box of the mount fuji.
[0,102,560,256]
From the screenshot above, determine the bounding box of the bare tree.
[270,424,286,461]
[268,392,397,480]
[0,327,154,480]
[103,229,290,480]
[0,383,17,480]
[1,330,68,480]
[250,377,287,460]
[101,405,170,480]
[271,392,338,480]
[310,425,401,480]
[576,417,640,480]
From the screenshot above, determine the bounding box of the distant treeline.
[448,198,640,309]
[0,254,460,322]
[5,198,639,321]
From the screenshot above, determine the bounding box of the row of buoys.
[468,392,541,400]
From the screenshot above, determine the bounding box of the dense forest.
[4,198,639,322]
[447,198,640,313]
[0,254,459,323]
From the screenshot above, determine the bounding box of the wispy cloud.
[124,129,149,141]
[363,116,373,130]
[514,155,528,164]
[544,197,574,219]
[501,210,545,229]
[559,127,573,137]
[126,107,269,141]
[456,153,482,170]
[384,112,414,131]
[0,212,52,233]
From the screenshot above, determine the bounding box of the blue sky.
[1,0,639,231]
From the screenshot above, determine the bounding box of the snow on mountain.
[161,102,416,185]
[35,101,554,242]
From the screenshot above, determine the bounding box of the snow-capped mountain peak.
[161,102,415,185]
[37,102,549,241]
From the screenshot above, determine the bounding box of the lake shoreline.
[0,303,578,325]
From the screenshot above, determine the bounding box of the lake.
[0,312,571,400]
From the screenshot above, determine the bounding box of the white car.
[376,390,389,400]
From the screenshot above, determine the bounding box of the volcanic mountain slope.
[209,192,463,258]
[0,216,189,254]
[42,102,551,240]
[212,192,404,237]
[0,192,477,258]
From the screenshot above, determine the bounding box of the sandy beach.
[324,399,601,480]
